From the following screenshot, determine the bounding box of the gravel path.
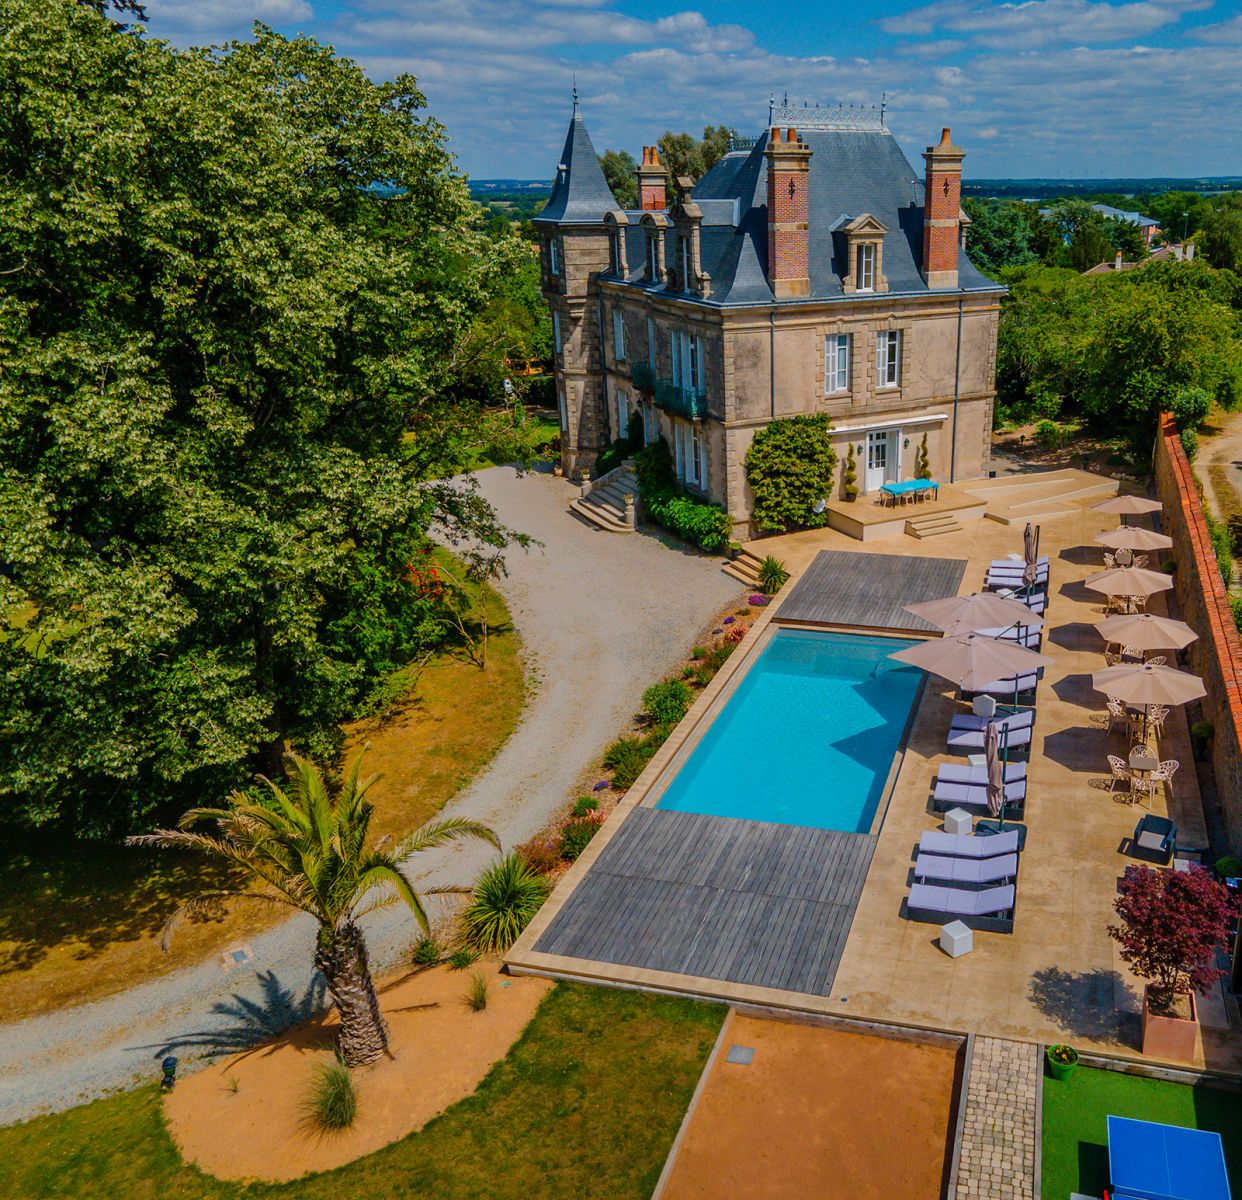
[0,467,739,1126]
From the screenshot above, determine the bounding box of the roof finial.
[880,92,887,127]
[572,75,579,114]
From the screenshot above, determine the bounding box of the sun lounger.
[906,882,1016,932]
[976,626,1042,650]
[965,672,1041,698]
[914,852,1019,886]
[990,556,1048,570]
[932,778,1027,813]
[918,828,1020,858]
[949,709,1034,734]
[947,725,1032,753]
[985,571,1049,590]
[936,762,1027,785]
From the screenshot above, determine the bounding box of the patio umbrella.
[1083,566,1174,603]
[1096,612,1198,654]
[985,718,1005,820]
[905,592,1046,635]
[1091,661,1206,742]
[1092,495,1162,527]
[1095,527,1173,553]
[889,632,1051,692]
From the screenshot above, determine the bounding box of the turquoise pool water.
[655,629,923,832]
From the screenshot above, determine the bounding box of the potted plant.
[1215,855,1242,895]
[1045,1044,1078,1080]
[916,432,932,480]
[1190,720,1214,761]
[841,443,859,502]
[1108,864,1235,1061]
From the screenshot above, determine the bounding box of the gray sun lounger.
[932,778,1027,813]
[947,725,1032,753]
[914,852,1019,887]
[906,882,1016,932]
[990,556,1048,569]
[918,829,1020,858]
[967,673,1040,698]
[936,762,1027,785]
[949,709,1034,734]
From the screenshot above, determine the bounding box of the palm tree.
[128,751,498,1066]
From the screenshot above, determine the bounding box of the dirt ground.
[992,422,1140,479]
[164,964,551,1182]
[658,1013,961,1200]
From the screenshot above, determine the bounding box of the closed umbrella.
[1091,661,1206,743]
[889,632,1051,692]
[1083,566,1174,604]
[1092,495,1162,527]
[985,719,1005,820]
[1096,612,1198,654]
[1021,522,1041,592]
[905,592,1046,635]
[1095,527,1173,553]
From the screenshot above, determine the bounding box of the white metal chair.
[1107,754,1134,797]
[1104,696,1128,732]
[1147,758,1180,801]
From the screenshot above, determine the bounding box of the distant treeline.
[967,178,1242,200]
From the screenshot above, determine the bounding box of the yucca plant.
[756,555,789,595]
[460,852,550,953]
[129,752,498,1066]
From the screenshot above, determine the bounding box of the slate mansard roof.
[537,105,1001,306]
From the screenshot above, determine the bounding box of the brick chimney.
[764,126,812,299]
[921,127,965,289]
[637,146,667,211]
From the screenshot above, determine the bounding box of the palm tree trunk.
[314,920,390,1066]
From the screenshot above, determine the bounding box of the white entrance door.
[865,430,889,492]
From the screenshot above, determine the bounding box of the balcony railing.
[628,361,708,420]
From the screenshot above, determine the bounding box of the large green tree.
[0,4,527,833]
[962,198,1037,275]
[600,148,638,209]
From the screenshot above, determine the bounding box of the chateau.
[535,97,1005,533]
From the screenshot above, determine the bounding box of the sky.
[141,0,1242,182]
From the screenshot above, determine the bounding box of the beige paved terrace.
[752,502,1241,1072]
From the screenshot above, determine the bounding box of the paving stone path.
[954,1036,1041,1200]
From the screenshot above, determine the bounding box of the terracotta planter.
[1141,986,1199,1061]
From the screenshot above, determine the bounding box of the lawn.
[1042,1065,1242,1200]
[0,554,525,1021]
[0,983,724,1200]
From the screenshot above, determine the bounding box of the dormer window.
[604,210,629,277]
[639,211,669,284]
[857,243,876,292]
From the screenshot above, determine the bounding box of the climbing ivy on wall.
[743,414,838,533]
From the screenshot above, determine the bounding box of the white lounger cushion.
[948,725,1032,751]
[914,852,1019,885]
[908,883,1015,916]
[950,709,1034,733]
[933,779,1027,808]
[936,762,1027,785]
[918,829,1021,858]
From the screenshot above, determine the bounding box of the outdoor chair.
[906,882,1016,933]
[1104,552,1117,570]
[918,828,1021,859]
[913,852,1019,888]
[932,778,1027,814]
[1105,645,1143,667]
[1104,696,1128,733]
[1107,754,1134,796]
[1129,813,1176,864]
[1133,759,1180,804]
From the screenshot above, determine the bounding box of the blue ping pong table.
[1108,1115,1232,1200]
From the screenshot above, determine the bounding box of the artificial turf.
[1042,1064,1242,1199]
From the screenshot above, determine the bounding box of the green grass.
[1042,1065,1242,1200]
[0,983,724,1200]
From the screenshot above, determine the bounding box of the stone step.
[906,513,963,539]
[570,496,633,533]
[721,558,759,587]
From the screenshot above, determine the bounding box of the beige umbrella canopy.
[1095,527,1174,553]
[1083,566,1174,600]
[905,592,1046,634]
[889,632,1051,692]
[1096,612,1198,653]
[1093,495,1163,516]
[1091,660,1207,742]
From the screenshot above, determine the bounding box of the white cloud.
[145,0,313,42]
[1192,12,1242,41]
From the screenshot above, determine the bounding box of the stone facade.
[536,103,1004,533]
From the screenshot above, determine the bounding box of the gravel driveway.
[0,466,739,1125]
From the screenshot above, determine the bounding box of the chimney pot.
[1115,251,1123,270]
[786,126,797,142]
[940,127,952,145]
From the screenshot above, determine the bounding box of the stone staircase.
[721,547,763,589]
[906,511,964,539]
[569,465,638,533]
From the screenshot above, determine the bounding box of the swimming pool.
[655,628,924,832]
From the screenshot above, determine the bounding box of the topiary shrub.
[916,432,932,480]
[744,414,837,532]
[841,443,859,498]
[1214,855,1242,881]
[756,555,789,594]
[460,853,550,953]
[642,679,693,727]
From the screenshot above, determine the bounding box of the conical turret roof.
[535,99,617,225]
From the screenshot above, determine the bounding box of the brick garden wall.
[1153,412,1242,852]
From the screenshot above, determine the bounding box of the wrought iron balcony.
[628,362,708,420]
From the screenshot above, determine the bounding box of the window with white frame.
[673,423,707,489]
[612,308,626,360]
[615,389,629,440]
[678,235,692,289]
[826,333,851,394]
[876,329,902,388]
[644,402,658,444]
[646,317,656,367]
[670,330,704,396]
[549,238,560,276]
[552,311,562,355]
[857,243,876,291]
[557,387,568,432]
[691,423,706,488]
[646,234,659,280]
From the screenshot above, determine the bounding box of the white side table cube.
[940,920,973,958]
[943,807,972,836]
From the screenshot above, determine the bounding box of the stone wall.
[1153,413,1242,852]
